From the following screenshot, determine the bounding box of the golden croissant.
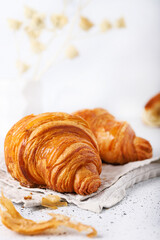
[74,108,152,164]
[4,112,102,195]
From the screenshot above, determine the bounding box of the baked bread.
[74,108,152,164]
[4,112,102,195]
[142,93,160,127]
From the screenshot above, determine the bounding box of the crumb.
[24,195,32,200]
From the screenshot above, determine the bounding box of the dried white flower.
[115,17,126,28]
[7,19,22,31]
[65,45,79,59]
[30,13,45,31]
[24,6,37,19]
[25,26,41,39]
[16,60,30,74]
[100,20,112,32]
[79,16,93,31]
[30,40,45,54]
[50,14,68,29]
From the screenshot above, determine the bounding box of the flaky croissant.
[74,108,152,164]
[4,112,102,195]
[142,93,160,127]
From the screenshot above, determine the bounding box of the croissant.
[74,108,152,164]
[4,112,102,195]
[142,93,160,127]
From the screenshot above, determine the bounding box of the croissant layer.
[4,112,102,195]
[74,108,152,164]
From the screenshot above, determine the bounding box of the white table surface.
[0,0,160,239]
[0,177,159,240]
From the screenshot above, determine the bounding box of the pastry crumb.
[24,195,32,200]
[0,192,97,237]
[41,194,67,209]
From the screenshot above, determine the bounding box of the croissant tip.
[76,177,101,195]
[134,137,153,160]
[87,179,101,194]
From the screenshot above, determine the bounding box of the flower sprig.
[7,1,126,81]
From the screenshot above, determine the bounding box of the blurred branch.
[7,0,126,82]
[34,2,81,82]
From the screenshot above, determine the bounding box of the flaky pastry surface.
[4,112,101,195]
[74,108,152,164]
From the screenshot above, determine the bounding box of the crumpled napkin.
[0,154,160,213]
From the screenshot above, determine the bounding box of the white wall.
[0,0,160,154]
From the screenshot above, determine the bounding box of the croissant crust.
[142,93,160,127]
[4,112,102,195]
[74,108,152,164]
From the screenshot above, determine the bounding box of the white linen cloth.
[0,154,159,213]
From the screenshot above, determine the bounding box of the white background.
[0,0,160,240]
[0,0,160,115]
[0,0,159,153]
